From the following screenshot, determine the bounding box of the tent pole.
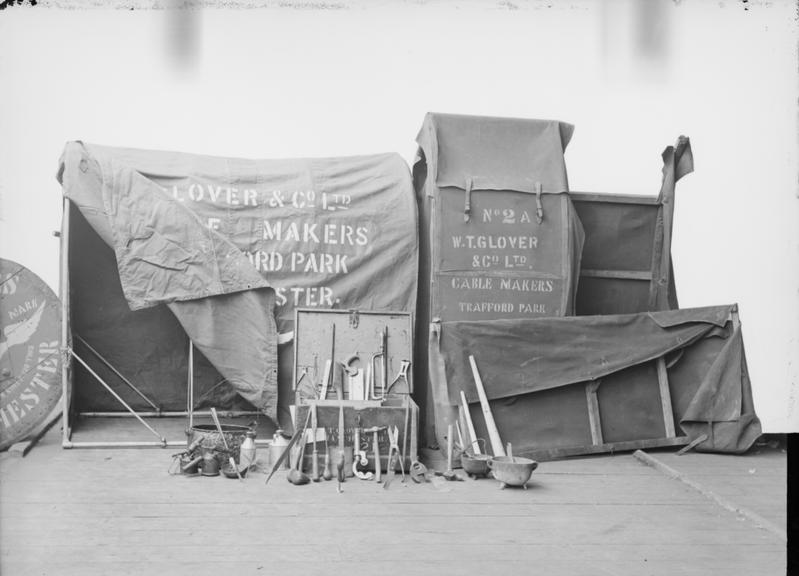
[78,410,261,418]
[67,440,189,448]
[187,340,194,434]
[60,197,72,447]
[68,348,167,446]
[75,334,161,412]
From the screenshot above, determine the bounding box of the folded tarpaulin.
[416,112,574,193]
[415,113,583,322]
[58,142,279,420]
[437,305,761,454]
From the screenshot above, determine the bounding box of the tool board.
[293,308,414,401]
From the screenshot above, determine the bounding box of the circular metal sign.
[0,258,62,451]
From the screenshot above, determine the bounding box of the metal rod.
[78,411,261,418]
[75,334,160,412]
[64,438,306,449]
[60,197,71,447]
[187,340,194,432]
[69,348,167,446]
[63,440,188,449]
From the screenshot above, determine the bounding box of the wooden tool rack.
[291,309,418,471]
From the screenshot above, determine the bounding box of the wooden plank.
[579,269,652,281]
[633,450,787,542]
[676,433,709,455]
[656,357,677,438]
[7,409,62,457]
[585,381,602,445]
[469,355,505,457]
[515,436,690,461]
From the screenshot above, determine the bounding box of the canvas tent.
[57,142,418,444]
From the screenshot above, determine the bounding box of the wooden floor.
[0,426,787,576]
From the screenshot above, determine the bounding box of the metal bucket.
[188,424,251,466]
[460,438,491,478]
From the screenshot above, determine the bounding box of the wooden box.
[291,308,418,472]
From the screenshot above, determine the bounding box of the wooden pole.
[60,198,71,448]
[468,355,505,457]
[187,340,194,433]
[460,390,480,455]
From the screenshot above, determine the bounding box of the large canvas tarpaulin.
[58,142,417,426]
[414,113,584,445]
[436,305,761,455]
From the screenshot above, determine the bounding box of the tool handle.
[447,424,453,472]
[319,359,332,400]
[373,432,381,482]
[181,455,203,472]
[383,452,396,490]
[468,355,505,457]
[265,409,311,485]
[323,448,332,481]
[209,408,231,451]
[311,405,320,481]
[460,390,481,455]
[352,427,361,476]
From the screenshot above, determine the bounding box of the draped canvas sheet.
[437,305,761,454]
[58,142,278,419]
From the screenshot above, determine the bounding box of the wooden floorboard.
[642,446,787,528]
[0,425,787,576]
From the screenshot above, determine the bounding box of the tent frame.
[59,198,263,449]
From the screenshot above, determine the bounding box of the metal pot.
[460,439,491,478]
[487,456,538,489]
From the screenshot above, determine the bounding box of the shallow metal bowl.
[487,456,538,489]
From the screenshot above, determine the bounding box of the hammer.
[364,426,386,482]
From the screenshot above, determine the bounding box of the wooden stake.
[468,355,505,457]
[460,390,480,455]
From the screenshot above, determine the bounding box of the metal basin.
[461,452,492,478]
[487,456,538,489]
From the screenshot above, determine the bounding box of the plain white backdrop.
[0,0,796,431]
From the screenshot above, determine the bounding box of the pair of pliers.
[382,426,405,489]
